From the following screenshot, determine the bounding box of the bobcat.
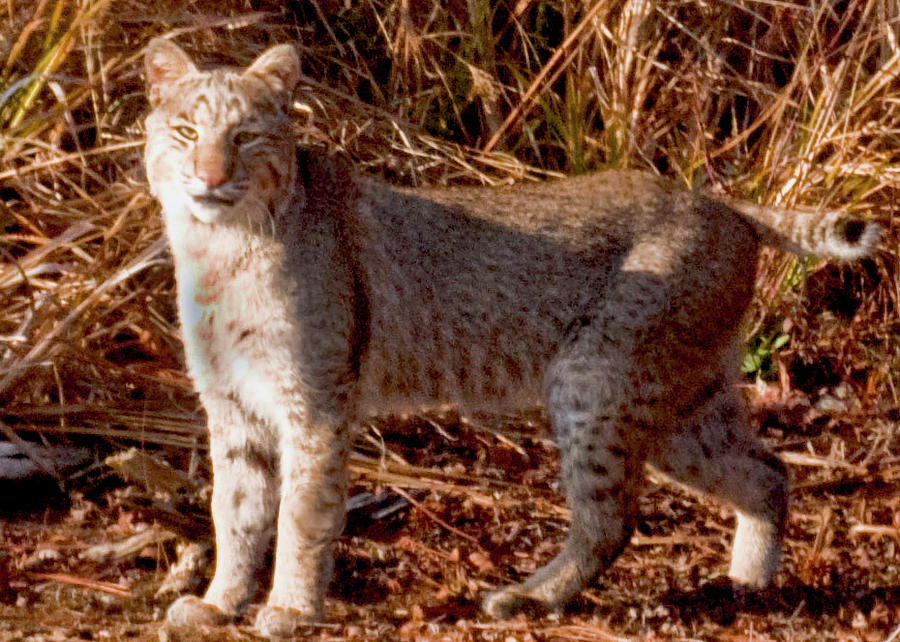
[143,38,879,636]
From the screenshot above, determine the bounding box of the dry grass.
[2,1,896,433]
[1,1,898,640]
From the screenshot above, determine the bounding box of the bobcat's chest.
[174,246,299,408]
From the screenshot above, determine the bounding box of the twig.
[480,1,610,155]
[0,140,143,181]
[28,572,131,598]
[885,623,900,642]
[390,485,484,550]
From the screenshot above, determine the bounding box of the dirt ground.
[1,402,898,642]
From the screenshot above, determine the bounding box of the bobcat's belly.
[354,328,548,417]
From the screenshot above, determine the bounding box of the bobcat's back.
[350,170,761,414]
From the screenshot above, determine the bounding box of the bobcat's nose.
[194,143,232,188]
[197,166,228,188]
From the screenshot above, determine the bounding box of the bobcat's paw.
[482,586,551,619]
[166,595,233,627]
[254,605,319,638]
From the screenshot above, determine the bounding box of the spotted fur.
[142,38,879,637]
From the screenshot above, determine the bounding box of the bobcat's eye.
[232,130,259,147]
[174,125,198,141]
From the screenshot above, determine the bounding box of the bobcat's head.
[143,38,299,227]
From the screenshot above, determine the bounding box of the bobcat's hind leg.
[483,269,685,619]
[167,393,279,626]
[647,380,788,590]
[483,351,645,618]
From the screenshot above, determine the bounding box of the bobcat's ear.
[144,38,197,107]
[243,44,300,106]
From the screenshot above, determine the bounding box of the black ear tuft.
[841,219,865,245]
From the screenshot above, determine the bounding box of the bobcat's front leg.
[167,394,279,626]
[255,413,348,638]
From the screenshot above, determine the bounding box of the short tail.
[725,199,881,261]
